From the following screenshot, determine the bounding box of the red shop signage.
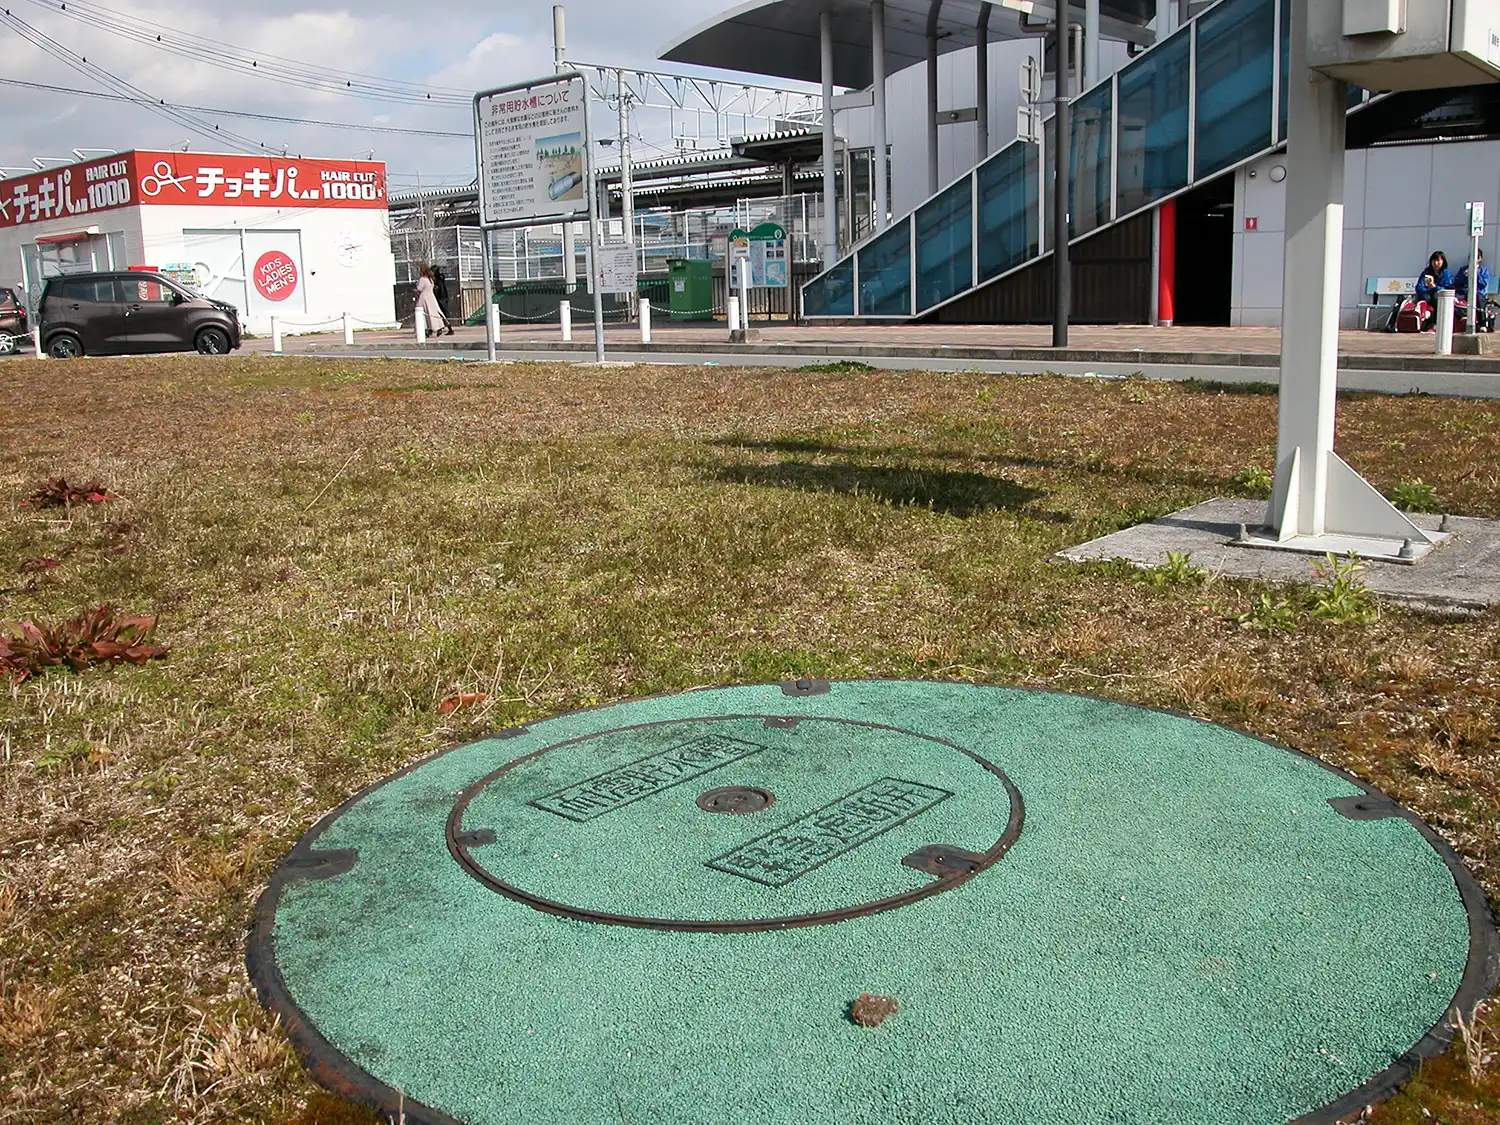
[0,154,141,230]
[134,152,386,210]
[0,151,386,230]
[253,250,300,301]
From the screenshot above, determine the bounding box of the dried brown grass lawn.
[2,354,1499,1124]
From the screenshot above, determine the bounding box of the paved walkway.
[255,321,1479,361]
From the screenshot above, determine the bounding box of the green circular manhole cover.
[251,682,1496,1125]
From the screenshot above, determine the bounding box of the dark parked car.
[39,271,241,359]
[0,286,28,355]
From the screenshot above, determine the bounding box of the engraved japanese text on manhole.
[707,778,952,887]
[531,734,767,822]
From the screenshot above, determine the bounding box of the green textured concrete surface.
[265,682,1474,1125]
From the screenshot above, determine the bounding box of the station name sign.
[0,151,388,230]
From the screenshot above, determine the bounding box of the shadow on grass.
[709,436,1250,496]
[708,459,1062,520]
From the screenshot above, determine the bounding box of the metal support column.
[617,71,635,251]
[821,8,838,264]
[926,0,942,198]
[1053,15,1070,346]
[1261,0,1434,555]
[976,4,991,162]
[872,0,889,232]
[1084,0,1100,91]
[554,5,576,289]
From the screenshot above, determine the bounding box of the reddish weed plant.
[18,477,122,508]
[0,605,168,683]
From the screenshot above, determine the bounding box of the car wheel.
[195,327,230,355]
[47,334,83,359]
[0,334,15,357]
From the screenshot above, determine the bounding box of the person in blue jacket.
[1454,248,1494,331]
[1415,250,1453,301]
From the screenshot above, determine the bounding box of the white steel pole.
[272,315,283,352]
[640,296,651,343]
[820,9,839,265]
[343,311,354,345]
[555,6,577,290]
[618,71,635,252]
[872,0,889,232]
[1436,290,1456,354]
[415,307,427,345]
[560,300,573,341]
[1265,0,1430,550]
[1468,209,1481,336]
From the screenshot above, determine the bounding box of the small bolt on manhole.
[696,786,775,815]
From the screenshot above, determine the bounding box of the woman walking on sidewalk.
[415,263,453,337]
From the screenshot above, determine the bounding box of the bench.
[1359,276,1416,329]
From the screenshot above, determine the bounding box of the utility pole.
[618,70,636,263]
[553,6,576,292]
[1052,15,1071,347]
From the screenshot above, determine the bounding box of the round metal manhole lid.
[446,713,1022,932]
[253,681,1496,1125]
[696,785,776,814]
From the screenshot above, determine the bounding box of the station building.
[0,150,397,335]
[661,0,1500,328]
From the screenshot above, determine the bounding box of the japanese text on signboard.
[476,75,589,226]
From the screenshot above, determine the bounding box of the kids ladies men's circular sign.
[250,681,1496,1125]
[252,250,298,301]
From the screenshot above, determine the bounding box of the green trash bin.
[666,258,714,321]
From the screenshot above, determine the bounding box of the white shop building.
[0,150,396,335]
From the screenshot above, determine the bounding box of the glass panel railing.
[977,141,1039,282]
[1117,25,1191,216]
[803,257,855,316]
[915,178,974,312]
[1195,0,1276,180]
[857,217,913,316]
[1070,82,1114,238]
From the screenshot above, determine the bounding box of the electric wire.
[0,76,471,138]
[0,9,271,152]
[18,0,473,107]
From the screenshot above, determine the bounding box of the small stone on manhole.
[849,993,899,1028]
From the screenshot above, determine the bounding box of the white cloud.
[0,0,779,181]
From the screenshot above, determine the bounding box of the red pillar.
[1158,198,1177,327]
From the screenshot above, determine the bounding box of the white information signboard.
[476,75,590,228]
[595,243,637,294]
[1471,200,1486,236]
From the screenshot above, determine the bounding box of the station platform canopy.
[661,0,1158,88]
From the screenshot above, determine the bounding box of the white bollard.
[343,312,354,346]
[488,301,500,344]
[415,308,428,344]
[640,297,652,344]
[727,295,740,337]
[560,301,573,342]
[1436,289,1455,355]
[271,316,282,354]
[32,328,42,359]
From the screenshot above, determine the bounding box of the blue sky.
[1,0,740,185]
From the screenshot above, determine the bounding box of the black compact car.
[0,287,28,355]
[39,271,241,359]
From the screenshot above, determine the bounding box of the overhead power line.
[0,76,472,138]
[0,9,270,153]
[19,0,474,107]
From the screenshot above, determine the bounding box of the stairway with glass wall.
[801,0,1296,321]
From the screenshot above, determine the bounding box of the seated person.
[1454,248,1494,331]
[1415,250,1453,302]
